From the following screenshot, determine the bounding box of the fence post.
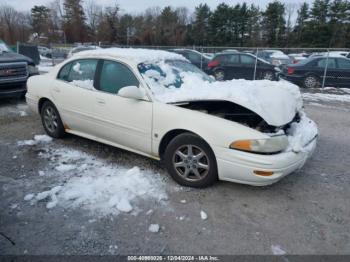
[321,48,329,89]
[253,47,258,80]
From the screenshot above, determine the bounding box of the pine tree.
[192,4,211,46]
[262,1,286,46]
[63,0,87,43]
[31,5,50,39]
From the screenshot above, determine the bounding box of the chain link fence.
[30,43,350,88]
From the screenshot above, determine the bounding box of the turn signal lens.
[230,136,288,154]
[254,170,274,176]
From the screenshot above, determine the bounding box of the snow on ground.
[22,141,168,217]
[303,92,350,103]
[148,224,160,233]
[200,210,208,220]
[271,244,287,255]
[17,134,53,146]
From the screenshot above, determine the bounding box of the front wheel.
[40,101,65,138]
[164,133,218,188]
[303,75,321,88]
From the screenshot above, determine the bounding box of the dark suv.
[0,41,38,98]
[206,52,279,81]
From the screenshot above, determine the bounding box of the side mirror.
[118,86,145,100]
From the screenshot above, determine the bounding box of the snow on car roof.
[75,47,187,63]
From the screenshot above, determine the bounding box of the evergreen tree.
[208,3,234,46]
[31,5,50,39]
[192,4,211,46]
[63,0,87,42]
[262,1,286,46]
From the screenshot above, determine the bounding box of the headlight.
[28,65,39,75]
[230,136,288,154]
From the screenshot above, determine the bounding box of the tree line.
[0,0,349,48]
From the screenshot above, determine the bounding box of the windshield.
[0,42,12,53]
[138,60,213,89]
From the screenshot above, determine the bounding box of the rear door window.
[227,54,239,64]
[66,59,98,90]
[317,58,336,69]
[240,55,255,65]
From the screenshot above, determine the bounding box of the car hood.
[0,51,33,64]
[150,77,303,127]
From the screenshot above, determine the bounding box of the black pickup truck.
[0,41,38,98]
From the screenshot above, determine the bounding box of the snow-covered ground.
[302,87,350,104]
[19,135,168,217]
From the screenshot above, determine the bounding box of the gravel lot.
[1,89,350,255]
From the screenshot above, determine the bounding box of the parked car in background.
[280,56,350,88]
[288,53,308,64]
[38,46,52,58]
[0,40,38,98]
[309,51,349,59]
[257,50,291,66]
[26,48,317,187]
[168,49,210,70]
[206,52,279,81]
[67,45,101,58]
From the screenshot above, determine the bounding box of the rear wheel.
[303,75,321,88]
[214,69,225,81]
[40,101,65,138]
[164,133,218,188]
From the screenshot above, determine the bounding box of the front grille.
[0,62,28,83]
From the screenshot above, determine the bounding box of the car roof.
[73,47,187,64]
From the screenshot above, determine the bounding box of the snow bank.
[17,135,52,146]
[286,112,318,153]
[303,92,350,103]
[271,245,286,255]
[76,47,186,63]
[25,146,167,216]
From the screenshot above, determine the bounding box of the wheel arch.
[158,129,212,160]
[38,97,53,113]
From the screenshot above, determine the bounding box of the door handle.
[53,87,60,93]
[96,98,105,105]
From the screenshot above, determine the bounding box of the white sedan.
[26,48,318,188]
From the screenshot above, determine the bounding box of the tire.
[163,133,218,188]
[262,70,275,81]
[40,101,65,138]
[214,69,225,81]
[303,75,321,88]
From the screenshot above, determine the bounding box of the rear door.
[225,54,241,79]
[315,58,338,86]
[52,59,99,135]
[239,54,256,80]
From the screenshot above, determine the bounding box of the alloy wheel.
[43,106,58,133]
[172,145,210,181]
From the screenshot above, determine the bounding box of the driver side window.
[98,60,139,94]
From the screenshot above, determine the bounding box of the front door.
[93,59,153,154]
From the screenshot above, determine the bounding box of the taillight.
[287,67,295,75]
[208,60,219,68]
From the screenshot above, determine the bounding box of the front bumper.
[0,82,27,98]
[214,136,317,186]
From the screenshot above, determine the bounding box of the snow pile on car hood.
[286,112,318,152]
[75,47,187,63]
[144,69,303,127]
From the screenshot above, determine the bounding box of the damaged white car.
[26,48,318,187]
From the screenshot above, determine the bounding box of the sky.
[2,0,313,14]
